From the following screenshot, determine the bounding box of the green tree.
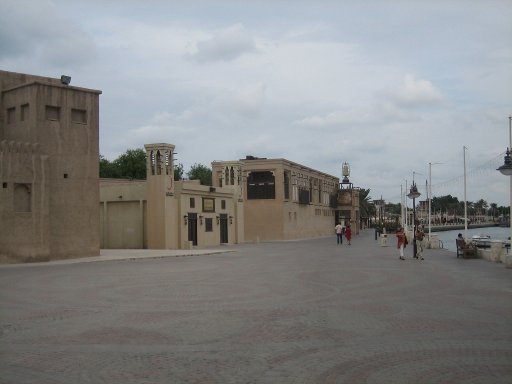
[431,194,463,218]
[187,163,212,185]
[174,163,184,181]
[358,188,372,218]
[385,202,401,215]
[474,199,488,219]
[99,148,147,179]
[99,155,120,178]
[489,203,498,220]
[113,148,147,179]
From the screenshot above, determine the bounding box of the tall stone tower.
[211,160,245,243]
[144,143,177,249]
[0,70,101,262]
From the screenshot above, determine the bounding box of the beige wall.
[100,173,241,249]
[100,179,147,249]
[175,181,238,248]
[0,70,101,262]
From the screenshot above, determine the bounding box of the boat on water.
[471,234,491,248]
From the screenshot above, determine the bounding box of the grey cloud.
[0,0,96,68]
[381,74,444,108]
[190,23,257,62]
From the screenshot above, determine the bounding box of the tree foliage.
[113,148,147,179]
[100,149,187,181]
[174,163,184,181]
[187,163,212,185]
[99,155,120,178]
[358,188,374,218]
[430,194,508,217]
[385,202,401,215]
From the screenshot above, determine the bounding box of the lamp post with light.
[407,182,421,258]
[496,116,512,250]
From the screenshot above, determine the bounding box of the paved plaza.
[1,230,511,383]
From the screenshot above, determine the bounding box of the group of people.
[395,225,426,260]
[335,223,352,245]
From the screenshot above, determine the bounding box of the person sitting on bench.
[456,233,476,258]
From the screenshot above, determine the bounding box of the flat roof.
[2,80,102,95]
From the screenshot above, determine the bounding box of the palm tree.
[474,199,488,222]
[358,188,373,226]
[489,203,498,221]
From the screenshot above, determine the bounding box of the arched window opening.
[165,151,170,175]
[149,150,156,175]
[230,167,235,185]
[156,150,162,175]
[14,183,31,213]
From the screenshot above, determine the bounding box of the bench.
[456,238,477,259]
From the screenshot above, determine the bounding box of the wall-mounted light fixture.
[229,215,233,224]
[216,216,220,225]
[183,215,188,225]
[199,215,204,225]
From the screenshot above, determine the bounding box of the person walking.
[345,225,352,245]
[415,225,425,260]
[396,227,407,260]
[335,222,344,245]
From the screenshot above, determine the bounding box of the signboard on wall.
[202,197,215,212]
[338,190,352,205]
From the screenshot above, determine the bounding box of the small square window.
[221,200,226,210]
[46,105,60,121]
[2,182,7,189]
[190,197,195,208]
[71,108,87,124]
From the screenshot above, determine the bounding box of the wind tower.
[144,143,178,248]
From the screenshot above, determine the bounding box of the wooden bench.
[456,238,477,259]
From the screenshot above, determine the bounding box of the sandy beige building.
[212,157,342,242]
[0,70,101,262]
[1,71,361,260]
[101,151,361,249]
[100,143,242,249]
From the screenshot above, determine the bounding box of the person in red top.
[396,227,407,260]
[345,225,352,245]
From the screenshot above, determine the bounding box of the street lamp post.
[428,162,442,242]
[407,182,421,258]
[496,116,512,251]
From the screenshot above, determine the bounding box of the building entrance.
[220,213,228,243]
[188,213,198,246]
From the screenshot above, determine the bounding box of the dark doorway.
[188,213,198,246]
[220,213,228,243]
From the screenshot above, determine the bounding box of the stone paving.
[0,230,511,383]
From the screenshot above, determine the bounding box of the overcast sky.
[2,0,511,206]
